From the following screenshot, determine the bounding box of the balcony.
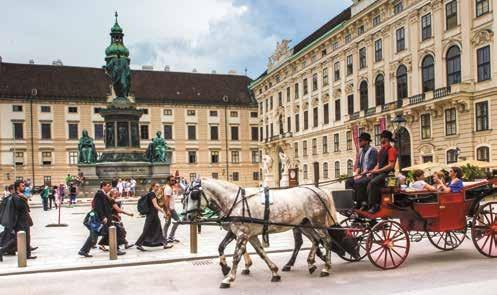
[433,86,451,99]
[365,107,376,117]
[349,112,360,120]
[409,93,425,105]
[264,132,293,144]
[381,100,402,112]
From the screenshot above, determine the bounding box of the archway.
[395,127,412,170]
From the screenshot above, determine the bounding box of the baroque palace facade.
[250,0,497,186]
[0,59,260,188]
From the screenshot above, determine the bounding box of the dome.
[105,42,129,58]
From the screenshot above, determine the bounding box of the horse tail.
[322,189,338,227]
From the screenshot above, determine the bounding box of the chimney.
[164,65,170,72]
[192,68,197,73]
[228,69,237,75]
[142,65,154,70]
[29,59,35,64]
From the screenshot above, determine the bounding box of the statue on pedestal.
[78,129,97,164]
[146,131,168,162]
[279,152,290,187]
[262,154,273,187]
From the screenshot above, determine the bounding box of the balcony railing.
[349,112,360,120]
[381,100,402,112]
[434,86,451,99]
[365,107,376,117]
[409,93,425,105]
[265,132,293,143]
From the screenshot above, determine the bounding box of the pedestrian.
[135,182,173,251]
[0,180,37,260]
[116,178,123,198]
[123,178,131,198]
[98,189,134,251]
[49,186,57,209]
[69,183,77,206]
[40,184,50,211]
[163,176,180,243]
[130,177,136,197]
[58,184,65,205]
[111,177,118,189]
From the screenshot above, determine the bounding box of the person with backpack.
[135,182,172,251]
[98,189,134,251]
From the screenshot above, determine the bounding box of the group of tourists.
[78,175,180,257]
[0,180,37,262]
[111,177,136,198]
[408,167,464,193]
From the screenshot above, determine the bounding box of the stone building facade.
[250,0,497,186]
[0,60,260,188]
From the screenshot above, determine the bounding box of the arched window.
[422,55,435,92]
[347,159,354,176]
[477,146,490,162]
[323,162,329,179]
[397,65,408,100]
[334,161,341,178]
[360,81,368,111]
[446,149,458,164]
[446,46,461,85]
[375,74,385,106]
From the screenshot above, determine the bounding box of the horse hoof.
[309,265,317,274]
[271,275,281,282]
[320,271,330,277]
[219,283,230,289]
[241,269,250,275]
[282,265,292,272]
[221,266,231,276]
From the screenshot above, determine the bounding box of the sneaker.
[124,243,135,249]
[163,244,173,249]
[78,251,93,258]
[117,250,126,256]
[136,245,147,252]
[167,238,180,243]
[26,255,37,260]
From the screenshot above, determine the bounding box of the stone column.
[409,11,421,95]
[460,0,473,83]
[432,0,445,88]
[382,25,393,102]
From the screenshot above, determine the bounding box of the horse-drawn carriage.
[332,178,497,270]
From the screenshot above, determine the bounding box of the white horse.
[184,178,339,289]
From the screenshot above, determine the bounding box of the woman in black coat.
[135,182,173,251]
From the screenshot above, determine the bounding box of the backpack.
[0,196,16,228]
[137,192,151,215]
[83,211,103,233]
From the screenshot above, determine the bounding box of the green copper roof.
[105,43,129,57]
[105,11,129,58]
[111,21,123,34]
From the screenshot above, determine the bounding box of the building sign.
[289,168,299,187]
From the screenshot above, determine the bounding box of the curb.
[0,247,310,277]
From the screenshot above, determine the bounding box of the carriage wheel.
[336,218,369,262]
[426,227,467,251]
[366,220,410,270]
[471,202,497,258]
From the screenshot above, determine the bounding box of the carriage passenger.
[439,167,464,193]
[409,170,438,192]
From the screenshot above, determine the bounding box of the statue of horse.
[183,178,350,288]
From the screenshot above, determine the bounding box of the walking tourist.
[58,184,65,205]
[163,176,180,243]
[135,182,173,251]
[116,178,124,197]
[49,186,57,209]
[40,184,50,211]
[69,183,77,206]
[98,189,134,251]
[130,177,136,197]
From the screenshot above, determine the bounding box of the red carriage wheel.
[426,227,467,251]
[471,202,497,258]
[336,218,369,262]
[366,220,410,270]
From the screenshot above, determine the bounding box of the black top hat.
[358,132,372,142]
[380,130,395,142]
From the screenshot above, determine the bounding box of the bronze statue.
[78,129,97,164]
[146,131,168,162]
[105,54,131,99]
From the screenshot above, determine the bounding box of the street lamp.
[391,114,407,169]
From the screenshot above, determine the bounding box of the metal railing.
[349,112,360,120]
[381,100,402,112]
[365,107,376,117]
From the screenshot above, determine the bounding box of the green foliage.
[405,171,414,184]
[461,164,486,181]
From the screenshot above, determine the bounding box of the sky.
[0,0,352,78]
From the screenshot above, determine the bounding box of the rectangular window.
[375,39,383,62]
[259,127,263,141]
[303,164,308,179]
[187,110,196,116]
[231,126,239,141]
[164,125,173,140]
[294,83,300,99]
[187,125,196,140]
[13,105,23,112]
[346,131,352,150]
[68,106,78,113]
[323,104,329,124]
[345,34,352,44]
[312,138,317,155]
[303,78,309,95]
[421,114,432,139]
[476,101,489,131]
[94,107,102,114]
[252,150,260,163]
[287,116,291,132]
[347,95,354,115]
[140,125,149,140]
[373,15,381,26]
[270,96,273,109]
[231,151,240,164]
[294,142,299,158]
[212,173,219,179]
[346,55,353,76]
[396,27,405,52]
[14,152,24,166]
[41,106,51,113]
[303,110,309,130]
[334,162,341,178]
[278,92,282,106]
[359,47,367,69]
[230,111,239,117]
[394,1,403,14]
[286,87,291,102]
[421,13,432,41]
[251,111,258,118]
[476,0,490,17]
[295,114,300,132]
[42,152,52,166]
[332,41,339,50]
[141,109,149,115]
[41,123,51,139]
[477,46,491,82]
[188,151,197,164]
[334,62,340,81]
[373,125,381,146]
[164,109,173,116]
[253,172,260,181]
[322,136,328,154]
[335,99,341,121]
[69,152,78,165]
[94,124,104,140]
[334,133,340,152]
[209,125,219,141]
[211,151,219,163]
[357,25,364,36]
[303,140,308,156]
[445,108,457,136]
[446,0,458,30]
[322,68,329,86]
[232,172,239,182]
[251,127,258,141]
[68,123,78,140]
[313,107,318,128]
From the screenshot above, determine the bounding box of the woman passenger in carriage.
[410,170,438,192]
[439,167,464,193]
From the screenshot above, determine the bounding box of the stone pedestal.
[279,173,289,187]
[263,174,275,188]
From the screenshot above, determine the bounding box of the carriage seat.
[331,190,355,211]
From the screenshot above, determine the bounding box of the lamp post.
[391,114,407,169]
